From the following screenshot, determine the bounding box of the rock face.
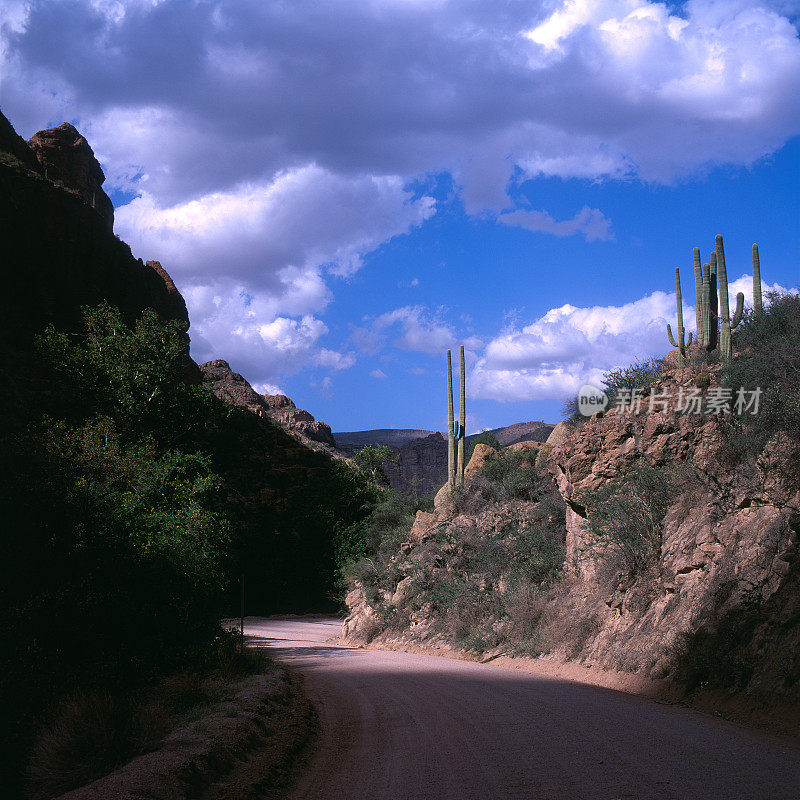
[28,122,114,232]
[0,111,190,370]
[541,365,800,697]
[384,433,448,496]
[200,360,336,448]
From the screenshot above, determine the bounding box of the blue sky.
[2,0,799,432]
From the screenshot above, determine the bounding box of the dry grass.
[25,645,273,800]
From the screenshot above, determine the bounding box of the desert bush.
[561,395,584,425]
[479,448,553,502]
[562,357,664,423]
[602,357,664,408]
[576,461,688,575]
[727,290,800,449]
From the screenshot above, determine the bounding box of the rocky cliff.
[541,361,799,698]
[28,122,115,232]
[0,110,190,373]
[200,359,337,449]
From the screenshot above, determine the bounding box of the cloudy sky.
[2,0,799,432]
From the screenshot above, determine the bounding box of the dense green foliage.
[352,444,397,485]
[1,304,378,796]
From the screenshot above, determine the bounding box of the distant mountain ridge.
[336,421,555,495]
[334,429,438,452]
[335,421,554,453]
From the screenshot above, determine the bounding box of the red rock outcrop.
[29,122,114,232]
[200,360,337,448]
[0,111,192,375]
[540,366,800,695]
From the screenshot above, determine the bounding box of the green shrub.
[479,448,552,502]
[727,290,800,449]
[576,462,687,575]
[602,357,664,408]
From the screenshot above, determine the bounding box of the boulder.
[410,510,438,542]
[464,443,497,478]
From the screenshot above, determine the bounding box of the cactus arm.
[667,323,679,348]
[447,349,455,486]
[752,244,763,316]
[735,292,745,327]
[457,345,465,484]
[686,331,693,347]
[693,248,703,346]
[675,267,685,332]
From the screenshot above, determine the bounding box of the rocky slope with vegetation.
[201,359,337,450]
[342,294,800,725]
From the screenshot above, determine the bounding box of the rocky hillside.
[338,421,554,495]
[0,109,372,609]
[342,335,800,722]
[201,359,337,450]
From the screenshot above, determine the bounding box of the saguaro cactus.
[667,267,693,367]
[446,346,466,487]
[693,248,703,347]
[447,350,456,487]
[715,234,744,363]
[457,345,465,483]
[690,235,764,359]
[752,244,763,316]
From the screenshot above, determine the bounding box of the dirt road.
[246,617,800,800]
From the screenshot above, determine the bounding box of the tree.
[353,444,397,485]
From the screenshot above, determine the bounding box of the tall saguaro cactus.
[687,235,764,361]
[457,345,465,482]
[445,346,466,487]
[693,248,703,347]
[667,267,693,367]
[752,244,763,316]
[447,350,455,486]
[715,234,744,363]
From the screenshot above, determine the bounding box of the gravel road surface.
[246,617,800,800]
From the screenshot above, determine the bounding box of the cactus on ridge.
[715,234,745,363]
[446,346,466,487]
[667,267,693,367]
[752,244,763,316]
[457,345,465,484]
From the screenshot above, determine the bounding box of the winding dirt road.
[246,617,800,800]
